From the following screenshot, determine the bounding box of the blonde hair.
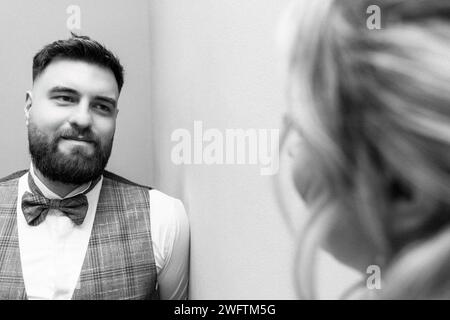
[282,0,450,299]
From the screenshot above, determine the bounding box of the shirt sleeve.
[149,189,190,300]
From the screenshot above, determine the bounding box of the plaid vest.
[0,170,159,300]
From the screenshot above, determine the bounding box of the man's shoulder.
[102,172,188,229]
[102,170,152,190]
[0,170,28,185]
[149,189,188,228]
[150,189,183,208]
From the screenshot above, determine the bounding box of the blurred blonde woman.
[280,0,450,299]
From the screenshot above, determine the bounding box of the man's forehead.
[34,58,119,98]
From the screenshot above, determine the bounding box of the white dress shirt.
[16,165,189,300]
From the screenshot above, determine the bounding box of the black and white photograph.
[0,0,449,311]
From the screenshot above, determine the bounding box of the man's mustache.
[56,128,100,145]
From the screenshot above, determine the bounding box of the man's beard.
[28,122,113,184]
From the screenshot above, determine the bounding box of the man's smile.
[59,137,96,154]
[61,136,95,143]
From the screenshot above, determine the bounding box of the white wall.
[149,0,299,299]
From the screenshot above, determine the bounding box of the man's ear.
[24,91,32,126]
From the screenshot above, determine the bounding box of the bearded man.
[0,34,189,300]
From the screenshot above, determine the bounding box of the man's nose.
[68,100,93,129]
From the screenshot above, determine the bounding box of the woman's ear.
[24,91,32,126]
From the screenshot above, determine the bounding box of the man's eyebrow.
[48,86,79,95]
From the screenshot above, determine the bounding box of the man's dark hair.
[32,33,124,92]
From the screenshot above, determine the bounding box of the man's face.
[25,59,119,184]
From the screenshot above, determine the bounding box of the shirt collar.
[29,164,93,200]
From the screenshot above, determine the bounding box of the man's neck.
[32,165,81,198]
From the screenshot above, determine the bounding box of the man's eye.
[94,104,111,113]
[54,95,75,103]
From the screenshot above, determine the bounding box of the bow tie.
[21,174,96,226]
